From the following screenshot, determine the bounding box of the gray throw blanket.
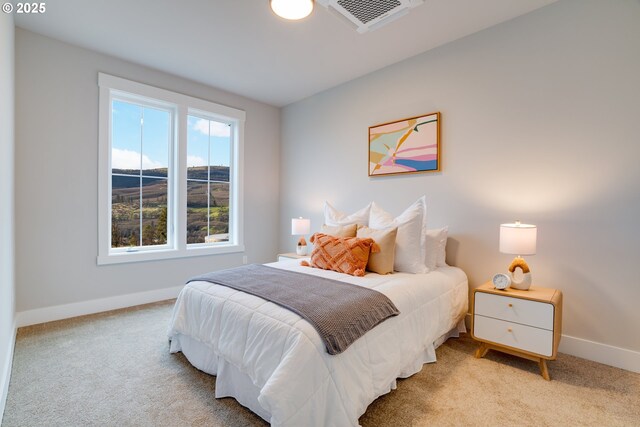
[188,264,400,355]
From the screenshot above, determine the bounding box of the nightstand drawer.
[474,315,553,357]
[474,292,554,330]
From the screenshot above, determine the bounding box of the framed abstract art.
[368,112,440,176]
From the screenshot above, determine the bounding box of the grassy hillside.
[111,166,230,247]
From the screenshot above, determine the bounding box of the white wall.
[15,29,280,313]
[280,0,640,362]
[0,10,16,420]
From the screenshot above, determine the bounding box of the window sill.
[97,244,245,266]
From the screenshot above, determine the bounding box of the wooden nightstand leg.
[475,343,489,359]
[538,359,550,381]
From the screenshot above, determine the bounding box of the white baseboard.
[0,319,16,425]
[559,334,640,374]
[464,313,639,373]
[16,286,183,328]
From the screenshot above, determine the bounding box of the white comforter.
[168,260,468,427]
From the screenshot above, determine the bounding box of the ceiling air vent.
[317,0,424,33]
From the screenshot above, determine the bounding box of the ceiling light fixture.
[270,0,314,20]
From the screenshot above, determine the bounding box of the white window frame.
[108,92,176,255]
[97,73,245,265]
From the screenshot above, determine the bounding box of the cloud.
[193,118,231,137]
[187,155,207,167]
[112,148,163,170]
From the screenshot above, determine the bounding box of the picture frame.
[368,112,440,177]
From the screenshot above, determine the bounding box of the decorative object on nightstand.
[499,221,537,290]
[492,273,511,290]
[471,282,563,380]
[291,217,311,256]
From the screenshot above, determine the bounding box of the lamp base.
[510,272,532,290]
[508,256,532,290]
[296,236,308,256]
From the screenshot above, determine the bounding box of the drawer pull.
[508,303,513,307]
[507,328,513,332]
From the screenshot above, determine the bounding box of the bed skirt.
[170,319,467,424]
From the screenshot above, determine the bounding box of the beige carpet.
[3,301,639,427]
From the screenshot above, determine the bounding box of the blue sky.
[186,115,231,168]
[111,100,231,171]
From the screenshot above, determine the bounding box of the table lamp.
[499,221,537,290]
[291,217,311,255]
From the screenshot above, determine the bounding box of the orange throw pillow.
[301,233,380,277]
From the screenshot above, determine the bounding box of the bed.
[168,258,468,427]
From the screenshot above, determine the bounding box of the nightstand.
[471,282,563,380]
[277,252,308,262]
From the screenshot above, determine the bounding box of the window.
[111,99,172,250]
[98,73,245,265]
[186,114,231,245]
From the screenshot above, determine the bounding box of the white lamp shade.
[270,0,314,20]
[499,222,537,255]
[291,217,310,235]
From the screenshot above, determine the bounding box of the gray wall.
[15,29,280,312]
[280,0,640,353]
[0,11,15,415]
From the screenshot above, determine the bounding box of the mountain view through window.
[110,102,233,248]
[186,115,231,244]
[111,100,170,248]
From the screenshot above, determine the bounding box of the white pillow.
[369,196,428,274]
[323,201,371,226]
[436,226,448,267]
[424,226,448,270]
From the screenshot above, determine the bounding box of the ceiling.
[15,0,557,107]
